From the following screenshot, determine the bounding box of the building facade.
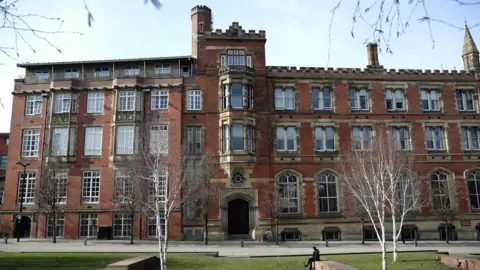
[1,5,480,241]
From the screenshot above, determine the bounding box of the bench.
[105,255,159,270]
[440,256,480,270]
[313,261,359,270]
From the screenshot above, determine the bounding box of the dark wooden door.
[228,199,249,235]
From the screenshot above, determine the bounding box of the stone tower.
[462,24,480,71]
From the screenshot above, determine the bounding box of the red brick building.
[0,133,9,236]
[1,5,480,241]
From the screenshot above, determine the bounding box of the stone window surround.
[421,122,450,153]
[310,82,335,112]
[386,123,413,151]
[346,82,372,113]
[453,84,479,113]
[457,122,480,152]
[273,81,297,112]
[313,169,342,215]
[418,86,444,113]
[464,167,480,212]
[274,122,301,154]
[274,169,304,217]
[219,76,255,111]
[348,122,375,151]
[423,167,457,212]
[310,122,339,153]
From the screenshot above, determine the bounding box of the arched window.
[231,172,245,185]
[430,171,450,210]
[278,172,299,214]
[317,172,338,213]
[468,170,480,210]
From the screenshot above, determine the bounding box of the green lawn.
[0,252,449,270]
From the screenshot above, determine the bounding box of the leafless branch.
[327,0,480,63]
[1,0,82,62]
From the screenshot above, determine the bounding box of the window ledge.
[422,111,442,114]
[458,111,478,114]
[387,110,407,113]
[313,109,334,113]
[314,150,338,155]
[276,151,299,155]
[20,157,39,161]
[279,213,302,219]
[427,150,448,154]
[275,109,297,113]
[349,109,370,113]
[318,212,342,218]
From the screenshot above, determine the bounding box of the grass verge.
[0,252,448,270]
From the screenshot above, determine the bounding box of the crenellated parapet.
[266,66,480,81]
[205,22,266,41]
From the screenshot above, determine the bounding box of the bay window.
[221,84,253,110]
[221,124,255,153]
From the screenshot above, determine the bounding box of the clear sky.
[0,0,479,133]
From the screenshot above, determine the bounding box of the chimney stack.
[366,43,380,67]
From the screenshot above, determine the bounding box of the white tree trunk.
[381,243,387,270]
[392,216,398,262]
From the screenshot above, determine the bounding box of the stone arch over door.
[220,188,258,238]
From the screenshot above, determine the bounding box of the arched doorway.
[15,216,31,239]
[228,199,249,235]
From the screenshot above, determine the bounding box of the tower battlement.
[205,22,266,41]
[191,5,211,15]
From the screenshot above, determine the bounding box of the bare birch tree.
[187,153,218,245]
[111,163,150,244]
[431,175,458,244]
[342,131,421,268]
[132,113,193,270]
[35,159,67,243]
[260,181,281,244]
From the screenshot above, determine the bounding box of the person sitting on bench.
[305,246,320,269]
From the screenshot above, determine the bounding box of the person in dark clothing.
[305,246,320,269]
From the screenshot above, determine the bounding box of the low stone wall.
[105,255,158,270]
[313,261,359,270]
[440,256,480,270]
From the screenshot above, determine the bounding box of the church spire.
[462,24,479,71]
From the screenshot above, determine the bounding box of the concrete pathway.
[1,239,479,257]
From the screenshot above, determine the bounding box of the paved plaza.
[1,239,479,257]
